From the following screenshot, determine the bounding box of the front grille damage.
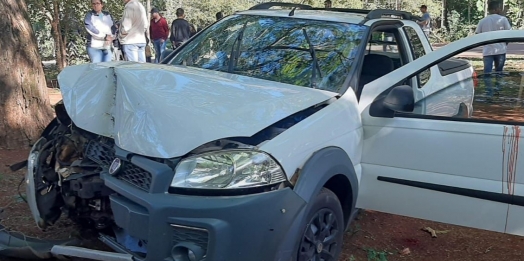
[85,140,152,192]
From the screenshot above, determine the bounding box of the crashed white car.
[18,3,524,261]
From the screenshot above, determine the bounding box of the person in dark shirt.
[169,8,192,49]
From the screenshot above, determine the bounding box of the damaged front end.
[26,101,115,232]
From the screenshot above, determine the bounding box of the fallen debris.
[422,227,450,238]
[399,248,411,255]
[0,224,80,260]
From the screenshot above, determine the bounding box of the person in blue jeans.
[119,0,149,62]
[149,8,169,63]
[475,0,511,97]
[84,0,117,63]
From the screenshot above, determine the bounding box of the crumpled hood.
[57,61,336,158]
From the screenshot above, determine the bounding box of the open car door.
[356,30,524,236]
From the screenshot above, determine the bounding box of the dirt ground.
[1,57,524,261]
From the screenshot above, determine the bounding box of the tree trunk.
[0,0,54,148]
[52,0,67,70]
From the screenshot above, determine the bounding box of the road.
[432,42,524,58]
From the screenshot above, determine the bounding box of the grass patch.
[366,248,389,261]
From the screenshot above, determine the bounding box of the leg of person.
[87,47,103,63]
[137,43,147,63]
[494,54,506,92]
[159,40,167,62]
[101,48,113,62]
[153,39,161,63]
[495,53,506,72]
[483,55,495,98]
[122,44,139,62]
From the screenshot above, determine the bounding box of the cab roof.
[236,9,368,24]
[236,3,421,25]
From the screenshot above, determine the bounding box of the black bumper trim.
[103,174,307,261]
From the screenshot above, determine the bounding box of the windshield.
[168,15,368,93]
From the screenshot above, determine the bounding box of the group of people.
[85,0,197,64]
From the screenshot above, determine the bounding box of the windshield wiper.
[228,21,248,73]
[301,28,322,89]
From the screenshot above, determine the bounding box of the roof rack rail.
[249,2,313,10]
[365,9,414,20]
[248,3,420,21]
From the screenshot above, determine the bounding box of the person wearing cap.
[324,0,332,8]
[149,7,169,63]
[417,5,431,38]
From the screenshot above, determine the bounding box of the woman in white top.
[84,0,117,63]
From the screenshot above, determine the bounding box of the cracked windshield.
[169,15,367,92]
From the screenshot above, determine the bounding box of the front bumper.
[102,153,307,261]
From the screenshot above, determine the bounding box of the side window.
[369,31,399,54]
[403,26,431,87]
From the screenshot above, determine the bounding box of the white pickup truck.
[15,3,524,261]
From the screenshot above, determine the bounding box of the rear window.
[168,15,368,93]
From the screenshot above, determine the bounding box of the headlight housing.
[171,150,287,189]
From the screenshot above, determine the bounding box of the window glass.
[404,26,431,86]
[169,15,368,93]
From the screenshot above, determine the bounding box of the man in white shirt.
[119,0,149,62]
[475,0,511,74]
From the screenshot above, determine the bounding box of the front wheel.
[297,188,344,261]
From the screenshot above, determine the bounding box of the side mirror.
[370,85,414,118]
[160,50,173,63]
[383,85,415,113]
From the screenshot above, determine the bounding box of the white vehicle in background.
[13,2,524,261]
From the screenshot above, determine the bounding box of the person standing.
[324,0,332,8]
[84,0,117,63]
[417,5,431,38]
[149,8,169,63]
[475,0,511,74]
[170,8,193,49]
[119,0,149,62]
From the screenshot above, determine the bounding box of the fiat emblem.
[109,158,122,175]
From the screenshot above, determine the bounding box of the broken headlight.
[171,150,287,189]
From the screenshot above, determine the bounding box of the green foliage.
[366,248,388,261]
[26,0,524,64]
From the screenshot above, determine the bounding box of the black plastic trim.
[378,176,524,206]
[438,58,472,76]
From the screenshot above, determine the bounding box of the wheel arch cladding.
[293,146,358,228]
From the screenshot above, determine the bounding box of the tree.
[0,0,53,148]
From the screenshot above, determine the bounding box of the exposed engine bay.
[27,102,116,231]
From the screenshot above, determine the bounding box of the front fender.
[273,146,358,261]
[292,146,358,206]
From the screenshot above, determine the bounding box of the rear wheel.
[297,188,344,261]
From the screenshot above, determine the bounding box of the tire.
[297,188,344,261]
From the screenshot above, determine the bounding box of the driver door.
[356,30,524,236]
